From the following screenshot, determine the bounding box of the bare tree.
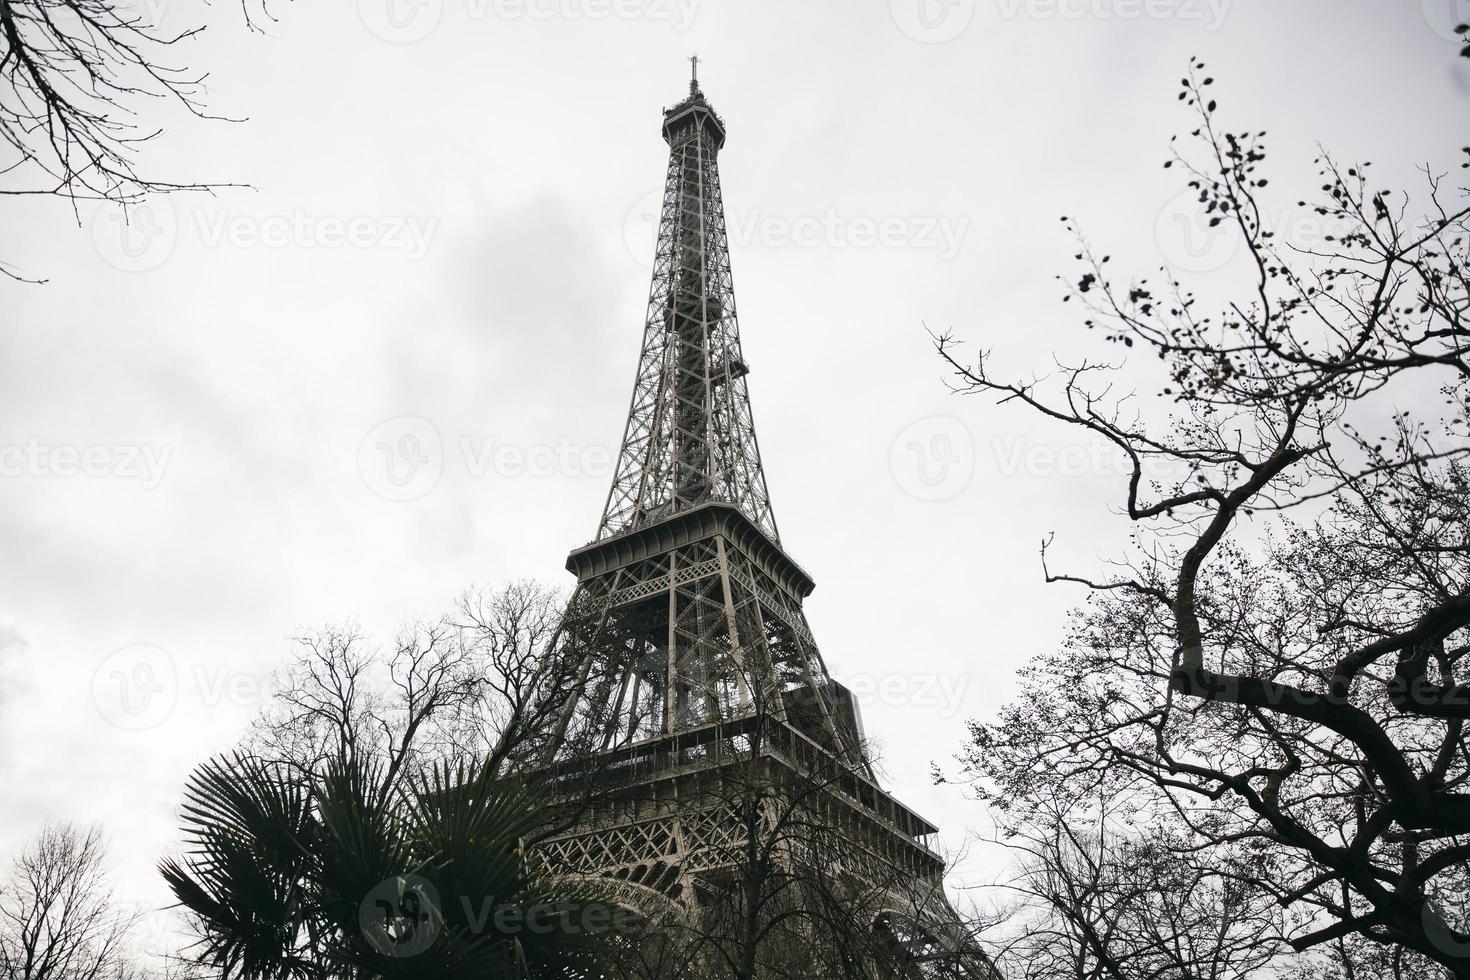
[0,0,256,280]
[0,0,208,195]
[940,57,1470,977]
[582,687,990,980]
[166,581,636,979]
[974,791,1292,980]
[0,823,141,980]
[674,727,889,979]
[246,581,580,785]
[440,579,585,773]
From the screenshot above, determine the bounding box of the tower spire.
[527,77,992,980]
[595,66,771,543]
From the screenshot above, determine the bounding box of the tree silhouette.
[0,0,243,280]
[942,57,1470,978]
[0,822,143,980]
[161,582,637,979]
[161,751,624,979]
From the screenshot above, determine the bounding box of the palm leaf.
[163,753,317,980]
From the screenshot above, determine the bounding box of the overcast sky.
[1,0,1467,949]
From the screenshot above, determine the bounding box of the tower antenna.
[688,53,699,94]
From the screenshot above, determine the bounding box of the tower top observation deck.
[662,54,726,149]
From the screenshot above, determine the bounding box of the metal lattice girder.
[527,73,994,979]
[597,80,778,544]
[533,718,959,917]
[543,510,862,768]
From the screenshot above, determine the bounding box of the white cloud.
[0,0,1465,934]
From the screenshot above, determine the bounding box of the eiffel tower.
[533,62,988,977]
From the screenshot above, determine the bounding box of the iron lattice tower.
[533,66,989,977]
[597,65,777,546]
